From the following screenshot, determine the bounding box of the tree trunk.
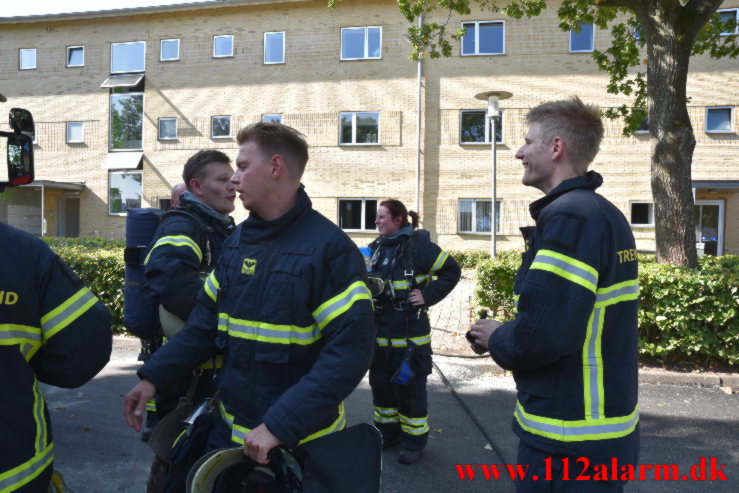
[640,2,710,268]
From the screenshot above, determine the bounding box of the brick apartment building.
[1,0,737,255]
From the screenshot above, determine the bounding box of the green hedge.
[447,249,491,268]
[44,237,125,332]
[475,251,739,367]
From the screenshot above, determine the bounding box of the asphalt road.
[42,337,739,492]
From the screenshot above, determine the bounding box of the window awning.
[100,73,144,88]
[102,151,143,169]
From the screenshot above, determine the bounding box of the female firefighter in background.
[368,199,461,464]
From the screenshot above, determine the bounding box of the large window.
[629,202,654,226]
[264,32,285,64]
[110,92,143,150]
[67,46,84,67]
[340,112,379,145]
[111,41,145,73]
[66,122,84,143]
[211,116,231,138]
[262,114,283,124]
[341,26,382,60]
[213,35,234,58]
[338,198,378,231]
[19,49,36,70]
[160,39,180,61]
[717,9,738,35]
[109,171,142,215]
[570,23,594,52]
[705,107,733,133]
[461,21,505,56]
[158,117,177,140]
[459,199,501,234]
[460,110,503,144]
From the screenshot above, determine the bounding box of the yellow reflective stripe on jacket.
[220,402,346,446]
[218,314,322,345]
[376,334,431,347]
[0,324,42,362]
[40,288,98,341]
[583,279,639,420]
[391,275,431,290]
[428,251,449,275]
[514,401,639,442]
[197,354,225,370]
[0,442,54,493]
[530,249,598,293]
[204,271,219,302]
[144,235,202,265]
[373,406,399,424]
[312,280,371,331]
[31,379,47,455]
[399,413,429,436]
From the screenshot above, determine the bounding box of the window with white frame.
[19,49,36,70]
[459,199,501,234]
[460,110,503,144]
[110,92,143,150]
[461,21,505,56]
[705,107,733,133]
[111,41,145,73]
[717,9,738,35]
[341,26,382,60]
[340,112,379,145]
[338,198,378,231]
[264,32,285,64]
[569,23,594,52]
[66,122,84,143]
[213,35,234,58]
[109,171,142,215]
[634,116,649,134]
[211,116,231,138]
[629,202,654,226]
[67,46,84,67]
[160,39,180,61]
[158,118,177,140]
[158,198,172,211]
[262,114,283,124]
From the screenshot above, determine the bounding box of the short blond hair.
[236,122,309,179]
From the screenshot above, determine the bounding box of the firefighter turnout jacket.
[139,187,375,448]
[0,223,112,492]
[488,171,640,466]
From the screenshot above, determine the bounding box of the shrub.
[447,249,490,268]
[474,250,739,367]
[44,237,125,332]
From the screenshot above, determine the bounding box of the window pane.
[339,200,362,229]
[111,42,145,73]
[570,23,594,52]
[161,39,179,60]
[367,27,381,58]
[718,10,737,35]
[20,49,36,69]
[630,203,652,224]
[67,47,84,66]
[461,111,486,143]
[212,117,231,137]
[355,113,379,143]
[342,28,365,59]
[214,36,233,57]
[461,23,476,55]
[459,201,472,232]
[110,94,143,150]
[476,200,492,233]
[707,108,731,132]
[494,201,501,233]
[340,113,353,144]
[109,172,142,214]
[262,114,283,124]
[265,32,284,63]
[67,122,83,142]
[478,22,504,54]
[159,118,177,139]
[364,199,378,230]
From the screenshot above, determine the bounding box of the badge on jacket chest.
[241,258,257,276]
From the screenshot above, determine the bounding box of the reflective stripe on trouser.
[219,401,346,446]
[146,400,157,413]
[0,442,54,492]
[376,334,430,348]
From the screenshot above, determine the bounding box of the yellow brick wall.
[1,0,737,255]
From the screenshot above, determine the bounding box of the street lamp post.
[475,90,512,258]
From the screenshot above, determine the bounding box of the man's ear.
[270,154,288,180]
[189,178,203,198]
[551,136,565,161]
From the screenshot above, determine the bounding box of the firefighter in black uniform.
[0,222,112,492]
[142,150,235,435]
[369,199,461,464]
[470,97,640,492]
